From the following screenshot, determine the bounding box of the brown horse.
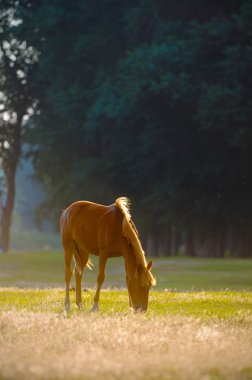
[60,197,156,313]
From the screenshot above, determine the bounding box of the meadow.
[1,250,252,290]
[0,251,252,380]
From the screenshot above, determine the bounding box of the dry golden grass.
[1,310,252,380]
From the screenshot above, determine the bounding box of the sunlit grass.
[0,290,252,380]
[1,253,252,379]
[1,288,252,320]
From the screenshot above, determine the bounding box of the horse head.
[127,261,156,312]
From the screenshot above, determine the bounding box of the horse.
[60,197,156,313]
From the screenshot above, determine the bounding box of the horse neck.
[123,244,138,277]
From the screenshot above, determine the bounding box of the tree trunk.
[237,228,252,258]
[215,227,226,258]
[162,224,171,256]
[0,118,22,252]
[153,229,160,257]
[0,170,16,252]
[171,226,180,256]
[185,229,196,256]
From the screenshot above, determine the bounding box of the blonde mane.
[115,197,131,221]
[115,197,156,286]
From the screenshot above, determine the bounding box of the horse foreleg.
[91,253,107,312]
[126,275,133,308]
[65,282,71,314]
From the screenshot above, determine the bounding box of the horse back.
[60,201,124,256]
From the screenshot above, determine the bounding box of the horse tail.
[86,258,93,270]
[73,240,93,274]
[115,197,147,267]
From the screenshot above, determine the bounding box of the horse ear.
[147,261,152,270]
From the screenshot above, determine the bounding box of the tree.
[0,2,37,251]
[85,0,252,256]
[15,0,252,257]
[14,0,135,223]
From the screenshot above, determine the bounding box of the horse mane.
[115,197,132,222]
[115,197,156,286]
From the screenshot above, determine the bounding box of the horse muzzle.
[133,305,147,313]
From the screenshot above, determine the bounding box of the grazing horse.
[60,197,156,313]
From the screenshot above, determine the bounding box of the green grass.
[1,251,252,290]
[1,251,252,318]
[0,288,252,320]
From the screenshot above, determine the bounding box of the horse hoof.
[65,304,70,315]
[91,303,99,313]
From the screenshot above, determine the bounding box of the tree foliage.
[8,0,252,256]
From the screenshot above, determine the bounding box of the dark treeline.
[1,0,252,256]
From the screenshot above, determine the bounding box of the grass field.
[1,250,252,290]
[1,251,252,380]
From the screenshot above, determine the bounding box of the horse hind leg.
[74,266,83,310]
[64,241,73,314]
[75,258,90,310]
[73,243,90,310]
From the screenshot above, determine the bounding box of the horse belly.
[73,224,99,254]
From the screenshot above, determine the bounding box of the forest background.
[0,0,252,257]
